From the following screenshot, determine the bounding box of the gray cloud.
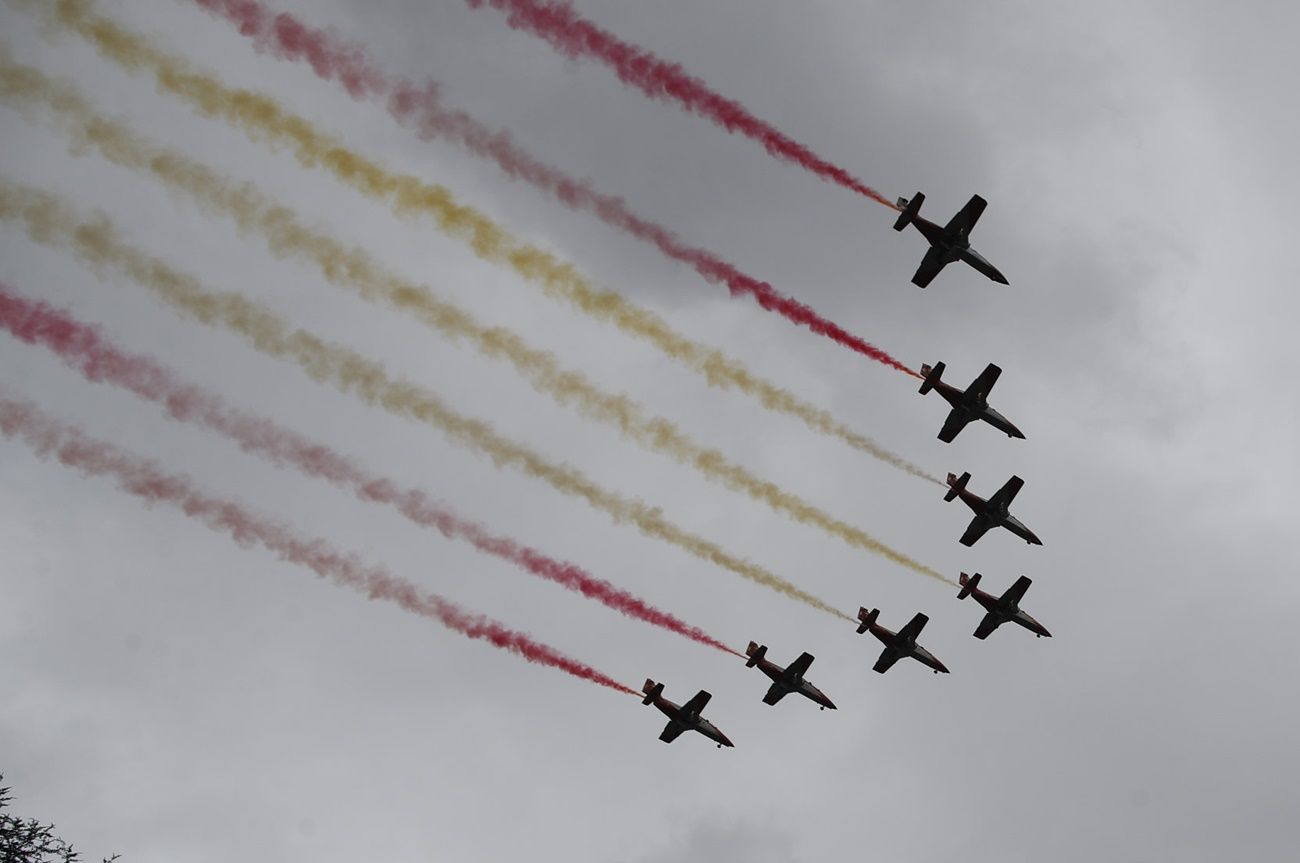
[2,0,1298,861]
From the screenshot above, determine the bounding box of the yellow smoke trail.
[0,54,950,586]
[0,181,868,616]
[21,0,940,487]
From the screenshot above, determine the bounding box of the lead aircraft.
[744,642,837,710]
[919,361,1024,442]
[893,192,1009,288]
[641,679,734,748]
[856,608,949,674]
[945,472,1043,547]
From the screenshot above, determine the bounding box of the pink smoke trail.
[0,392,638,696]
[192,0,916,375]
[463,0,897,206]
[0,283,740,657]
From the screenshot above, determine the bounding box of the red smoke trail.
[463,0,897,207]
[0,283,741,657]
[192,0,916,376]
[0,392,638,696]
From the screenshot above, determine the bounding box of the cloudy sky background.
[2,1,1297,860]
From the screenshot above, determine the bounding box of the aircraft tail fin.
[745,642,766,668]
[641,679,663,705]
[856,607,879,635]
[958,572,981,600]
[945,471,971,502]
[919,361,945,395]
[893,192,924,231]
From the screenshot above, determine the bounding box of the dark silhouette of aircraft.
[641,679,734,748]
[920,361,1024,442]
[893,192,1008,288]
[958,573,1052,640]
[945,472,1043,547]
[744,642,837,710]
[856,608,949,674]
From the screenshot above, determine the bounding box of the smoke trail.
[0,184,869,613]
[463,0,894,207]
[191,0,917,378]
[0,394,638,695]
[0,284,743,656]
[26,3,930,503]
[0,64,942,577]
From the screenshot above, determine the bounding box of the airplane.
[855,608,949,674]
[945,472,1043,547]
[957,572,1052,640]
[641,679,734,748]
[893,192,1009,288]
[919,361,1025,443]
[744,642,837,710]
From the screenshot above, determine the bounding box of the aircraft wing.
[911,245,949,288]
[659,721,685,743]
[1000,575,1032,606]
[762,682,790,706]
[938,408,972,443]
[968,363,1002,401]
[681,689,712,716]
[872,649,901,674]
[959,516,991,547]
[786,652,815,679]
[987,475,1025,511]
[973,611,1003,640]
[896,612,929,644]
[944,194,988,234]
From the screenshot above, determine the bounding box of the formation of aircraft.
[893,192,1009,288]
[744,642,837,710]
[957,573,1051,640]
[642,679,734,748]
[919,361,1024,442]
[636,192,1053,747]
[855,608,949,674]
[945,472,1043,547]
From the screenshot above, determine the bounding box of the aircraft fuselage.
[932,380,1024,439]
[752,657,837,710]
[965,584,1052,638]
[647,694,733,748]
[955,489,1042,546]
[911,216,1008,284]
[864,622,950,674]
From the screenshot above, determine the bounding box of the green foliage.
[0,775,118,863]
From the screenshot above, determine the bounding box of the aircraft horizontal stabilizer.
[958,572,981,600]
[919,361,945,395]
[945,472,970,502]
[745,643,766,668]
[893,192,924,231]
[641,679,663,705]
[856,607,879,634]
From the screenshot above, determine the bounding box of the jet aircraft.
[744,642,837,710]
[919,361,1025,442]
[641,679,734,748]
[957,573,1052,640]
[945,472,1043,547]
[893,192,1009,288]
[855,608,949,674]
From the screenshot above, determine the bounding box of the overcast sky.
[2,1,1298,860]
